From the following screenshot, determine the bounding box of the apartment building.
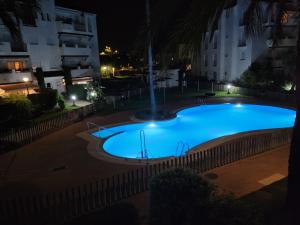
[201,0,297,82]
[0,0,100,94]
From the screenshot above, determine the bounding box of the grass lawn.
[32,103,80,123]
[242,179,288,225]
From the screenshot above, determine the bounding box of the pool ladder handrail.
[176,141,190,156]
[139,130,148,159]
[87,122,114,134]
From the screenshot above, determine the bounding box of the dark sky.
[56,0,146,52]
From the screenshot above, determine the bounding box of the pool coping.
[77,102,295,165]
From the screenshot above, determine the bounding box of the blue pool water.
[92,104,296,159]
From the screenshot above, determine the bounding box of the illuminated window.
[281,12,288,24]
[8,61,24,72]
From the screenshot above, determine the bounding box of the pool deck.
[0,96,293,199]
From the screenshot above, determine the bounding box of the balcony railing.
[238,39,246,47]
[10,42,27,52]
[74,23,86,32]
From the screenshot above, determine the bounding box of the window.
[213,33,218,49]
[212,54,217,66]
[41,13,46,21]
[22,15,37,26]
[204,55,208,66]
[8,61,24,72]
[224,72,228,81]
[226,10,230,18]
[281,12,288,24]
[238,28,246,47]
[205,38,208,50]
[213,72,217,80]
[88,18,92,32]
[240,51,246,60]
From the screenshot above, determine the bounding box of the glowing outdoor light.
[227,84,232,94]
[71,95,77,106]
[235,103,243,108]
[23,77,29,95]
[90,91,97,97]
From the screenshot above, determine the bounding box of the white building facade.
[0,0,100,94]
[201,0,297,82]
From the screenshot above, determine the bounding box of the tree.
[35,67,45,89]
[145,0,157,115]
[148,0,300,224]
[0,0,40,42]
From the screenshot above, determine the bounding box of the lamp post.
[227,84,232,94]
[71,95,77,106]
[23,77,29,95]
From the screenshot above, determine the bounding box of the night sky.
[56,0,146,52]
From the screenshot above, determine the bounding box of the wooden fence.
[0,128,293,225]
[0,104,96,152]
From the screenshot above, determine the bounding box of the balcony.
[70,66,93,78]
[238,39,246,47]
[56,21,92,35]
[11,42,27,52]
[0,42,28,56]
[0,70,32,84]
[60,43,91,56]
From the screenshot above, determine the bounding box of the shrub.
[28,89,57,111]
[3,94,32,123]
[150,169,214,225]
[35,67,45,89]
[67,84,87,100]
[150,169,263,225]
[57,94,65,110]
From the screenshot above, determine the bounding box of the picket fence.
[0,128,293,225]
[0,104,96,152]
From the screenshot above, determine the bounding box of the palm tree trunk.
[146,0,157,116]
[287,17,300,225]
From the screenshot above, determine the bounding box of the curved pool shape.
[92,104,296,159]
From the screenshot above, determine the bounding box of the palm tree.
[149,0,300,224]
[145,0,157,116]
[0,0,40,42]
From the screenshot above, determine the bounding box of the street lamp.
[71,95,77,106]
[23,77,29,95]
[227,84,232,94]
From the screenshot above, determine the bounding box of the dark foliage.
[150,169,263,225]
[28,89,58,111]
[67,84,87,100]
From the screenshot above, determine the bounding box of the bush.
[150,169,263,225]
[67,84,87,100]
[150,169,214,225]
[2,94,32,123]
[57,94,65,110]
[28,89,57,111]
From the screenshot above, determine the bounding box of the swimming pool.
[92,104,296,159]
